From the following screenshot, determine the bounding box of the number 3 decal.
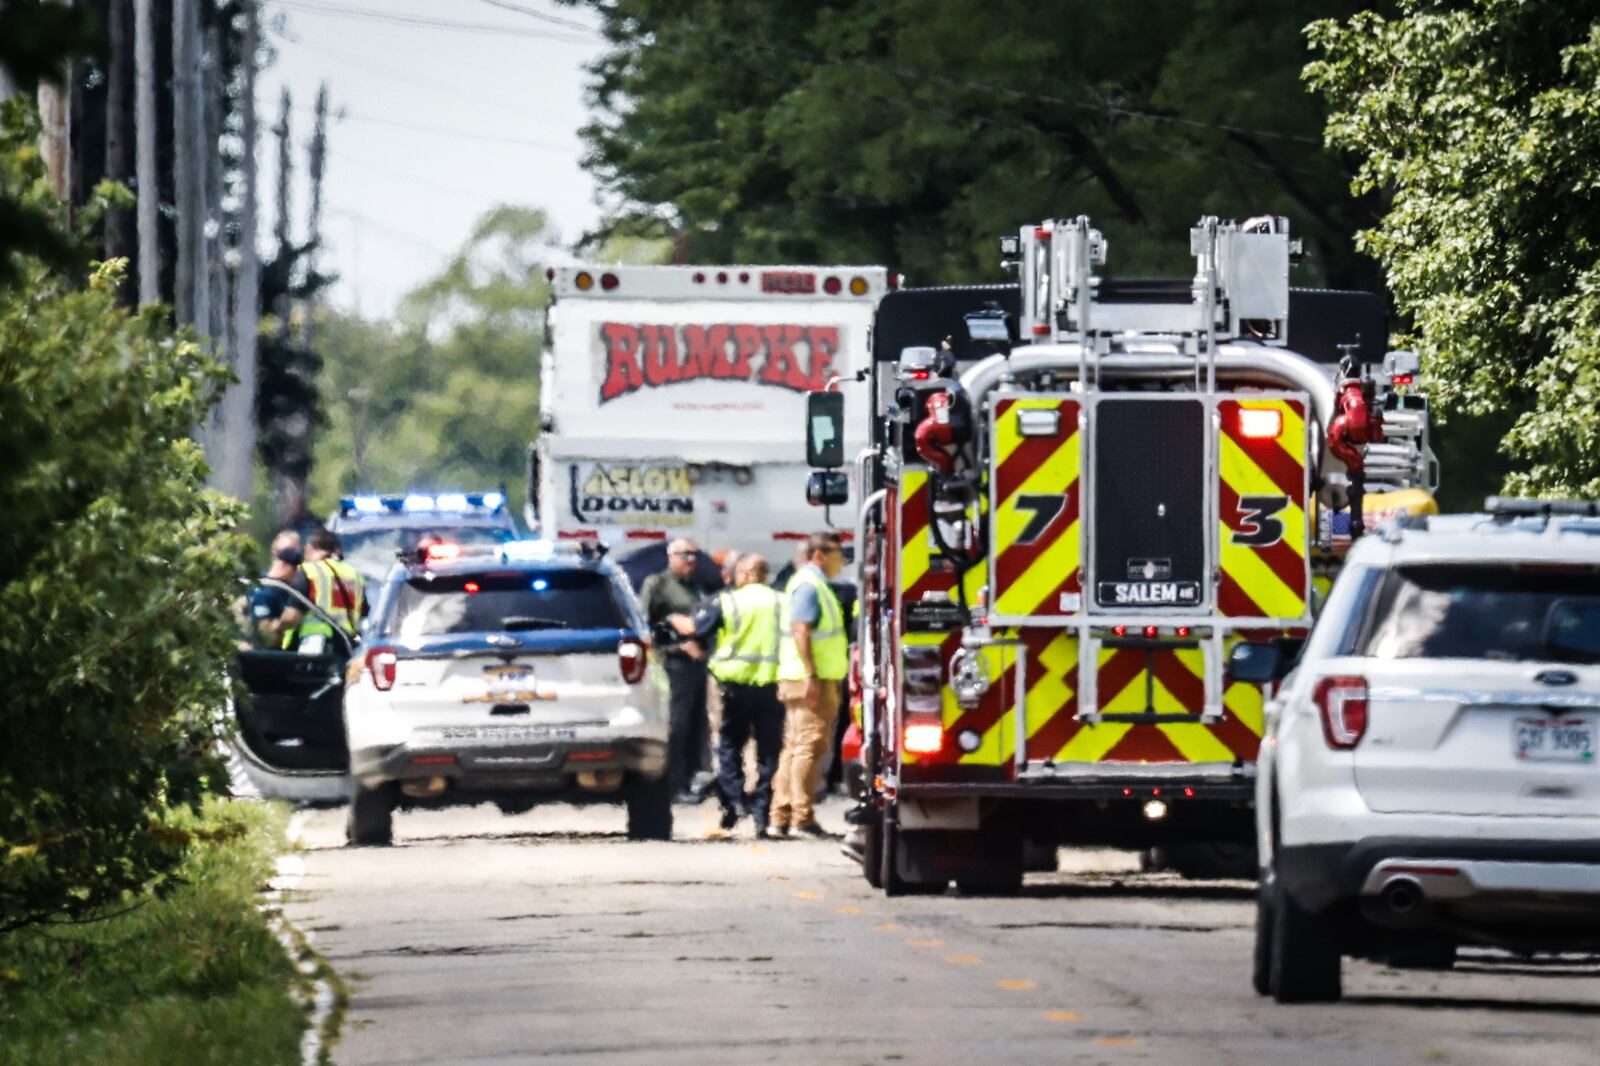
[1233,495,1289,547]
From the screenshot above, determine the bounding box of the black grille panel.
[1092,399,1206,609]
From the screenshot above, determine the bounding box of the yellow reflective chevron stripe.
[1217,397,1309,620]
[989,397,1082,618]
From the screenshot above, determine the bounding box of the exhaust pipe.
[1380,877,1424,916]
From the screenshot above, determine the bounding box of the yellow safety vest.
[284,557,364,648]
[708,583,781,686]
[778,567,849,682]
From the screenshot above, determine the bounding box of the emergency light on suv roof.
[403,539,603,567]
[340,491,507,517]
[1485,497,1600,518]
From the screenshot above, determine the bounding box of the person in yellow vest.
[277,529,366,652]
[673,553,783,836]
[770,531,849,838]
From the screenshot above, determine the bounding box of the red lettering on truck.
[597,323,842,403]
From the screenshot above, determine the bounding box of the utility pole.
[172,0,206,331]
[302,81,329,351]
[134,0,160,305]
[104,0,136,272]
[224,0,262,501]
[37,0,72,204]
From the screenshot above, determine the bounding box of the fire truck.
[535,264,887,561]
[810,216,1438,894]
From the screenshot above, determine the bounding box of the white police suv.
[1239,499,1600,1002]
[342,539,670,845]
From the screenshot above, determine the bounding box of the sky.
[256,0,608,318]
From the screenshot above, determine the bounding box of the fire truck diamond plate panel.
[988,396,1082,618]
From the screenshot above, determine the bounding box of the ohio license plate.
[1514,717,1596,763]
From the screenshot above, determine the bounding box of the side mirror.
[1546,600,1600,663]
[1228,641,1284,685]
[806,470,849,507]
[806,391,845,469]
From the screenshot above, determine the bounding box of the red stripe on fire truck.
[1216,397,1310,620]
[989,398,1082,619]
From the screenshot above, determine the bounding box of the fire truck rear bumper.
[898,764,1255,804]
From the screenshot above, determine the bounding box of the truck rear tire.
[1160,840,1258,881]
[880,807,944,897]
[861,815,884,889]
[346,784,395,847]
[625,773,673,841]
[1268,876,1342,1002]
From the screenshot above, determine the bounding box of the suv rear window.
[1355,563,1600,662]
[339,526,514,580]
[382,570,625,638]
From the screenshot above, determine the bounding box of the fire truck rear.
[820,216,1437,895]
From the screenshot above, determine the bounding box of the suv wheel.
[346,784,395,847]
[625,772,673,841]
[1268,874,1342,1002]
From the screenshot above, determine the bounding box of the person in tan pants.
[770,532,849,838]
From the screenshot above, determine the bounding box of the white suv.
[1240,499,1600,1002]
[342,540,670,846]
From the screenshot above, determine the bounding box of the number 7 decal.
[1232,495,1289,546]
[1013,493,1067,543]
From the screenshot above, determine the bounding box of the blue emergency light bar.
[340,491,507,517]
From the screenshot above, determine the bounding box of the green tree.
[1307,1,1600,498]
[580,0,1386,287]
[0,98,249,931]
[308,205,553,516]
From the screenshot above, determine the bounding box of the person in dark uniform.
[670,554,784,837]
[638,538,713,803]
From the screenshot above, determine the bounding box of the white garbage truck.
[535,264,888,560]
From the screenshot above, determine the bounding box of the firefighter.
[277,529,366,652]
[673,553,784,836]
[770,531,849,838]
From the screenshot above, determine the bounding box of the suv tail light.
[1314,675,1367,749]
[618,638,647,684]
[367,646,398,691]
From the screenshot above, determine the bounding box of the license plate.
[1514,717,1596,763]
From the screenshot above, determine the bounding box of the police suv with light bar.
[340,539,671,845]
[328,490,518,585]
[1245,498,1600,1002]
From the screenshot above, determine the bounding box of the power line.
[268,28,575,128]
[264,0,595,45]
[300,102,580,154]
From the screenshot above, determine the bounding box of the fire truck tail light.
[823,276,842,295]
[1176,626,1191,638]
[1143,625,1158,638]
[1392,374,1414,386]
[902,721,944,754]
[618,638,648,684]
[1314,675,1368,749]
[600,272,619,291]
[1238,408,1283,440]
[463,581,480,594]
[849,276,869,295]
[367,647,398,691]
[1113,625,1127,637]
[574,271,594,291]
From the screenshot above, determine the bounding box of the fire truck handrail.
[956,343,1336,427]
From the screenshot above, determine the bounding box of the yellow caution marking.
[767,875,789,882]
[872,922,903,932]
[834,905,862,915]
[1094,1037,1140,1047]
[996,978,1038,991]
[792,890,824,900]
[905,937,944,948]
[945,954,982,965]
[1044,1010,1083,1023]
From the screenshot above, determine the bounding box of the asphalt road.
[282,799,1600,1065]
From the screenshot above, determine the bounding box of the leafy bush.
[0,799,306,1066]
[0,206,249,928]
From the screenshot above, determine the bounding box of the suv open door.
[231,579,355,802]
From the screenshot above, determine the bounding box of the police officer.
[278,529,366,651]
[674,553,783,836]
[770,531,849,838]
